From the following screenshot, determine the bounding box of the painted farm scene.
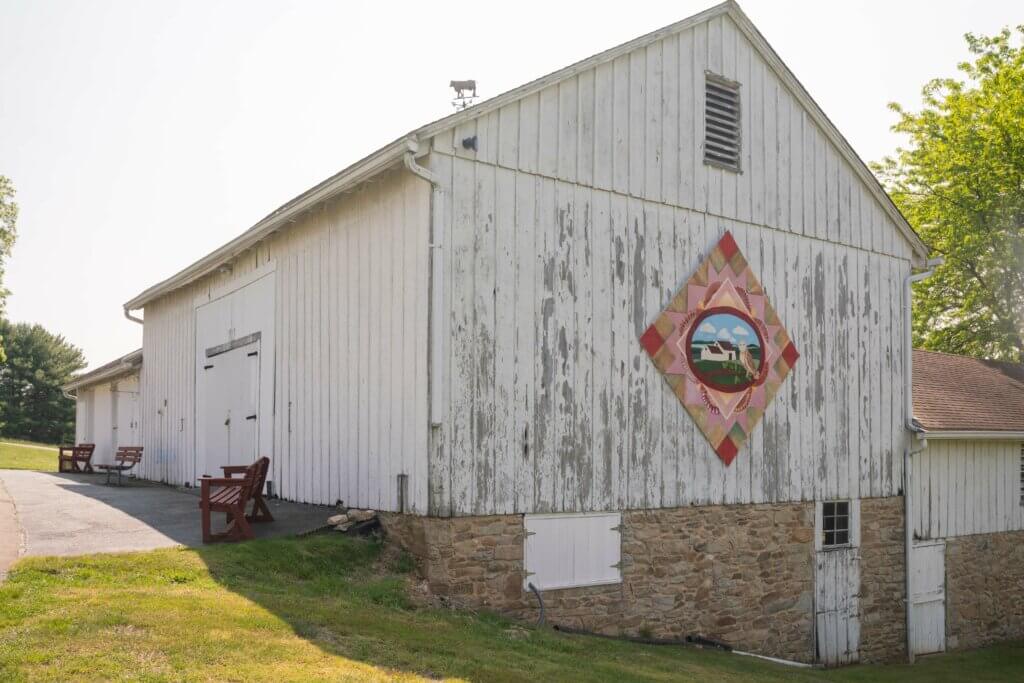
[688,311,762,391]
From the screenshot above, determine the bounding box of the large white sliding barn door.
[197,339,260,478]
[194,268,275,484]
[910,541,945,655]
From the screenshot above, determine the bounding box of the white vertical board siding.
[138,170,431,512]
[429,156,910,515]
[913,439,1024,539]
[429,14,915,263]
[426,15,914,516]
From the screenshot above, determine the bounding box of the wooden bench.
[220,456,273,523]
[198,457,269,543]
[94,446,144,486]
[57,443,95,473]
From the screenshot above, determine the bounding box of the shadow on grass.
[3,484,1024,681]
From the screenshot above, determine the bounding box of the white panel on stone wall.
[524,512,622,591]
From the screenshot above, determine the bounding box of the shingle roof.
[913,349,1024,433]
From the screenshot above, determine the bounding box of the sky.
[0,0,1018,370]
[693,313,758,346]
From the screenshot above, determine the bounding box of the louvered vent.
[704,73,741,171]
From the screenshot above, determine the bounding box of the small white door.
[197,341,260,479]
[910,541,946,655]
[815,548,861,666]
[114,390,140,447]
[814,500,861,667]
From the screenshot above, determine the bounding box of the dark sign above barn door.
[639,231,799,466]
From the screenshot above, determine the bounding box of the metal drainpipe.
[403,138,444,512]
[902,256,942,664]
[124,307,144,325]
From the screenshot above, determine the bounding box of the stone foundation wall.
[858,496,906,663]
[946,530,1024,650]
[381,498,927,664]
[382,502,817,662]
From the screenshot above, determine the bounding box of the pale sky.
[1,1,1017,369]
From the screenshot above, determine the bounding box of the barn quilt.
[639,231,799,466]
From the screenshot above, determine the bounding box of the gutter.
[402,139,446,430]
[918,430,1024,441]
[63,350,144,392]
[902,256,942,665]
[123,136,416,312]
[904,257,944,434]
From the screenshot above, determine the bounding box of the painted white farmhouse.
[67,1,1024,667]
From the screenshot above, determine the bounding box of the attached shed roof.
[63,348,143,392]
[913,349,1024,435]
[124,0,929,312]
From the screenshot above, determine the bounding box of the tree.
[0,320,86,444]
[0,177,19,363]
[876,27,1024,362]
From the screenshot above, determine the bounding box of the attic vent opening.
[704,73,741,172]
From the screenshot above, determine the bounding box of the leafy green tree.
[0,320,86,444]
[0,176,19,363]
[876,27,1024,362]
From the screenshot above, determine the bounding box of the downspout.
[403,138,445,513]
[902,256,942,664]
[124,307,144,325]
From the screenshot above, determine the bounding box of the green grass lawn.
[0,535,1020,682]
[0,440,57,471]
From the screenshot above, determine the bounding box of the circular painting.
[684,307,766,393]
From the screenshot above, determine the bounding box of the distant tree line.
[0,320,85,444]
[0,175,86,444]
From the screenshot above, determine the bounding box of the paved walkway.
[0,477,20,580]
[0,470,331,570]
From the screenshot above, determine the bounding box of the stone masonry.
[381,499,930,664]
[382,502,818,663]
[946,530,1024,650]
[858,496,906,663]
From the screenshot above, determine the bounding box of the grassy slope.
[0,441,57,471]
[0,536,1020,682]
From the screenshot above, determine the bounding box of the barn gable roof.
[63,348,143,392]
[124,0,928,312]
[913,349,1024,436]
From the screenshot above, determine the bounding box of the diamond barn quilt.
[639,232,799,466]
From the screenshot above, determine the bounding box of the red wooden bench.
[220,456,273,523]
[198,457,268,543]
[95,446,144,486]
[58,443,96,473]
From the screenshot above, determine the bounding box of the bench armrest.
[220,465,249,476]
[200,477,245,487]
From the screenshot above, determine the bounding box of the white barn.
[64,349,142,467]
[70,1,1024,666]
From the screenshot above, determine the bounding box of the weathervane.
[450,79,478,111]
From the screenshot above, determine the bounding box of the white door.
[197,341,260,479]
[910,541,946,655]
[815,548,861,666]
[114,390,140,447]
